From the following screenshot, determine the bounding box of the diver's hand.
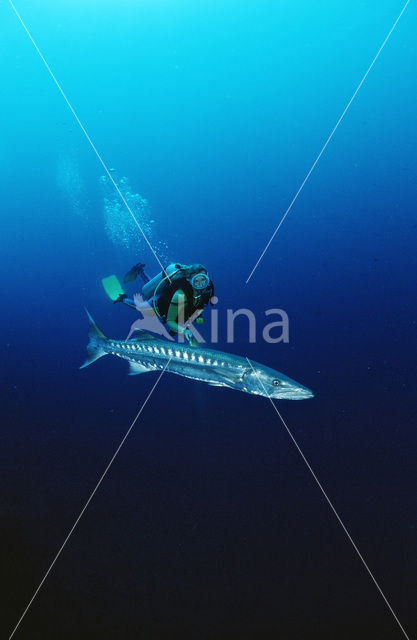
[184,328,194,346]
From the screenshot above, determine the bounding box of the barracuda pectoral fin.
[210,367,250,387]
[128,362,149,375]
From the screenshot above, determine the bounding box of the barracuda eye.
[273,379,280,386]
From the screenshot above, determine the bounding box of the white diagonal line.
[246,0,411,284]
[245,357,411,640]
[8,0,168,277]
[8,361,171,640]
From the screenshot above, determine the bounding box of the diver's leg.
[113,294,137,310]
[137,265,150,284]
[114,294,155,317]
[124,262,150,284]
[132,293,156,316]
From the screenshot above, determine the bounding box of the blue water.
[2,1,416,638]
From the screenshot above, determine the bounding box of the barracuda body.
[81,311,313,400]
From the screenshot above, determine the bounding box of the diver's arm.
[188,308,203,323]
[166,289,187,334]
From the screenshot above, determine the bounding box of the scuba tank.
[142,263,182,300]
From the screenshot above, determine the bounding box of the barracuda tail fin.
[80,309,108,369]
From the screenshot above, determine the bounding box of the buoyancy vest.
[156,276,214,322]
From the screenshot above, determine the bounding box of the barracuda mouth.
[277,387,314,400]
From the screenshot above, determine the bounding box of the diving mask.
[190,272,210,291]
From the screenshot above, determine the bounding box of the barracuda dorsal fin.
[128,330,159,342]
[128,362,149,375]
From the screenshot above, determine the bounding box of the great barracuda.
[81,311,314,400]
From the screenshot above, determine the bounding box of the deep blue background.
[1,1,416,638]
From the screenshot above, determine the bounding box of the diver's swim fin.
[124,262,146,284]
[102,275,125,302]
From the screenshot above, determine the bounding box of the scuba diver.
[102,262,214,346]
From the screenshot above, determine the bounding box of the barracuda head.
[244,363,314,400]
